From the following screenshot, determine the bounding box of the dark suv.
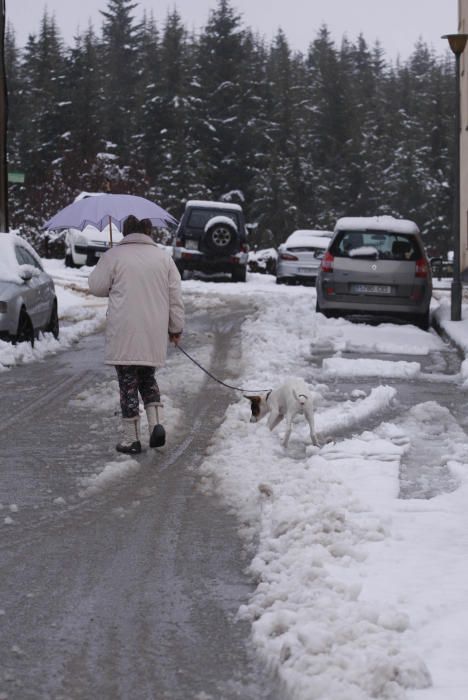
[172,200,249,282]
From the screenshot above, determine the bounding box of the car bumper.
[74,244,110,266]
[317,292,431,316]
[276,260,320,279]
[173,248,248,272]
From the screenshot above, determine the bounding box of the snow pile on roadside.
[79,457,140,497]
[0,309,105,372]
[313,315,444,356]
[323,357,421,379]
[196,288,467,699]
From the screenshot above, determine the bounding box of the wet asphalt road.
[0,299,281,700]
[0,292,466,700]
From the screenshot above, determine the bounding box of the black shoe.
[150,424,166,448]
[116,440,142,455]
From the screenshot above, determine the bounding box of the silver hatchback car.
[276,229,332,285]
[0,232,59,345]
[315,216,432,329]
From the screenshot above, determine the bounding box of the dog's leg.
[268,410,283,432]
[305,406,319,446]
[282,416,293,447]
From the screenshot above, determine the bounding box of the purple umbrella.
[43,193,177,232]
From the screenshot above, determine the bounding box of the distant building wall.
[459,0,468,271]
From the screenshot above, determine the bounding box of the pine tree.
[5,24,25,227]
[16,11,71,228]
[99,0,142,163]
[194,0,247,200]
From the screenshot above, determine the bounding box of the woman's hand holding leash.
[169,331,182,346]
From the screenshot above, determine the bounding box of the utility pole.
[443,33,468,320]
[0,0,8,231]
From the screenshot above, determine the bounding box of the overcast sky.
[7,0,458,60]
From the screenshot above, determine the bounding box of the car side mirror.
[19,266,33,281]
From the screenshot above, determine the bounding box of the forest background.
[5,0,456,255]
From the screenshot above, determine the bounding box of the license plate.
[185,240,199,251]
[298,267,314,274]
[351,283,392,294]
[95,251,102,258]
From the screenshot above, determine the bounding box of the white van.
[64,223,122,267]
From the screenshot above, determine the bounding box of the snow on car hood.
[204,215,238,232]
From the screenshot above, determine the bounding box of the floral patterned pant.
[115,365,160,419]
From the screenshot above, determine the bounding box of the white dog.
[245,378,319,447]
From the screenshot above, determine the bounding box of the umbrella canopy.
[43,193,177,232]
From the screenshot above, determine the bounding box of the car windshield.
[330,230,421,261]
[186,209,239,229]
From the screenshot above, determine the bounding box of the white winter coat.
[88,233,184,367]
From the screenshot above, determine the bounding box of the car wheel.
[204,224,237,255]
[65,253,75,268]
[414,311,430,331]
[315,299,333,317]
[231,265,246,283]
[46,301,60,339]
[276,277,284,285]
[176,262,191,281]
[14,309,35,347]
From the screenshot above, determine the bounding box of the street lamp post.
[0,0,8,232]
[443,33,468,321]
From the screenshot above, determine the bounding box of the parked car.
[315,216,432,330]
[276,229,332,285]
[172,200,249,282]
[430,256,453,279]
[65,223,122,267]
[0,232,59,345]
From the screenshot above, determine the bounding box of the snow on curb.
[196,290,434,699]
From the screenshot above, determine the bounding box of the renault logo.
[371,264,377,270]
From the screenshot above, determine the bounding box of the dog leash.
[176,345,271,394]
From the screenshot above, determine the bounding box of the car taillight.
[176,238,183,247]
[415,258,428,278]
[321,251,334,272]
[280,252,299,261]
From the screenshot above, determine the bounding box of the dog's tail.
[293,390,308,406]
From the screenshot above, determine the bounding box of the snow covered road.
[1,262,468,700]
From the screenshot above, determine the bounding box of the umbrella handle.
[109,215,113,247]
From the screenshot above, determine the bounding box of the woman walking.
[88,215,184,454]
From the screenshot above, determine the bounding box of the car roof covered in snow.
[335,216,419,235]
[185,200,242,212]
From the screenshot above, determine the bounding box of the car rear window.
[186,209,239,229]
[330,230,422,261]
[287,246,326,257]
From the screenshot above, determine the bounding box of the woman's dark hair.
[123,215,153,236]
[140,218,153,235]
[123,215,139,236]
